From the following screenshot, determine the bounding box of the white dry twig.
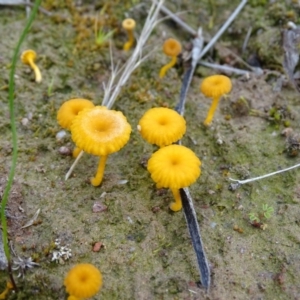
[229,162,300,186]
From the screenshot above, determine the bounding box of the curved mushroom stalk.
[122,18,136,51]
[203,96,220,126]
[159,56,177,79]
[72,147,82,158]
[29,59,42,83]
[170,188,182,211]
[91,156,108,187]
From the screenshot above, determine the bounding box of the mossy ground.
[1,0,300,299]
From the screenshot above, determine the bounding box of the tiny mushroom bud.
[138,107,186,147]
[159,38,182,79]
[21,49,42,83]
[200,75,232,126]
[71,106,131,186]
[147,144,201,211]
[122,18,136,51]
[57,98,95,157]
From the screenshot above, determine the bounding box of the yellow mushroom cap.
[200,75,232,98]
[147,144,201,189]
[64,263,102,299]
[163,38,182,57]
[122,18,136,30]
[138,107,186,147]
[57,98,95,130]
[71,106,131,156]
[21,49,37,64]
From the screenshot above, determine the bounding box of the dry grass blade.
[283,25,300,92]
[65,0,164,180]
[102,0,164,109]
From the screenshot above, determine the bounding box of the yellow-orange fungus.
[122,18,136,31]
[159,38,182,78]
[64,264,102,299]
[57,98,95,130]
[21,49,42,83]
[200,75,232,126]
[163,38,182,57]
[122,18,136,51]
[147,145,201,211]
[71,106,131,186]
[200,75,232,98]
[138,107,186,147]
[0,281,13,300]
[71,106,131,156]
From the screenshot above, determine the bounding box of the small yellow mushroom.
[71,106,131,186]
[200,75,232,126]
[64,264,102,299]
[21,49,42,83]
[147,144,201,211]
[159,38,182,78]
[138,107,186,147]
[122,18,136,51]
[57,98,95,158]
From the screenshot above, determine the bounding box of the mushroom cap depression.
[138,107,186,147]
[147,144,201,189]
[200,75,232,98]
[163,38,182,57]
[122,18,136,31]
[71,106,131,156]
[57,98,95,130]
[21,49,37,64]
[64,264,102,299]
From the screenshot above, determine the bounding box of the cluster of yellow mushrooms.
[56,75,232,214]
[18,16,233,300]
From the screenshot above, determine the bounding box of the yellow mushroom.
[71,106,131,186]
[200,75,232,126]
[0,281,13,299]
[138,107,186,147]
[21,49,42,83]
[159,38,182,78]
[57,98,95,158]
[64,264,102,299]
[122,18,136,51]
[147,144,201,211]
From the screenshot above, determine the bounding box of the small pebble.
[92,202,107,213]
[152,206,160,213]
[281,127,293,137]
[21,118,29,127]
[92,242,102,252]
[117,180,128,185]
[58,146,72,156]
[56,130,67,141]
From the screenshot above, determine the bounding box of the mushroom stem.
[159,56,177,78]
[204,96,220,126]
[170,188,182,211]
[123,30,134,51]
[0,281,13,299]
[28,59,42,83]
[91,155,108,187]
[72,147,81,158]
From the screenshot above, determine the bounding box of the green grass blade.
[1,0,42,263]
